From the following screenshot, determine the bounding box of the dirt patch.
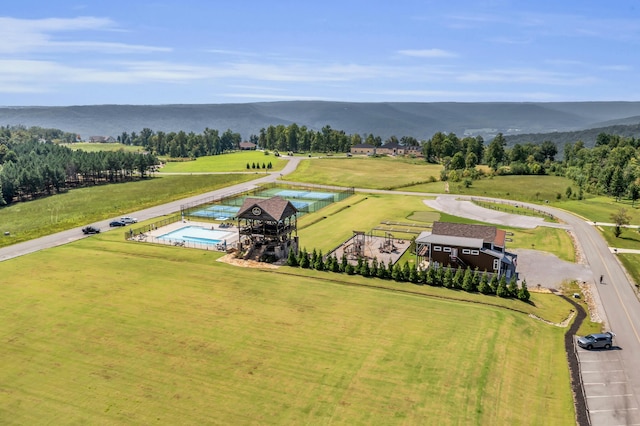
[217,253,282,269]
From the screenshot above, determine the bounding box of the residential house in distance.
[415,221,518,279]
[350,143,376,155]
[239,141,257,150]
[89,135,116,143]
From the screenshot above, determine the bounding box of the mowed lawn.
[158,151,288,173]
[0,174,255,248]
[0,236,575,425]
[287,156,443,189]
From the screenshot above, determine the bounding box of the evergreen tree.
[409,263,419,283]
[314,250,325,271]
[507,275,518,297]
[324,254,334,271]
[426,266,436,286]
[341,253,348,272]
[402,261,411,282]
[311,248,318,265]
[377,260,387,279]
[478,271,491,294]
[489,274,499,294]
[518,279,531,302]
[287,247,299,267]
[345,263,355,275]
[299,248,310,268]
[392,262,403,281]
[370,257,379,278]
[452,267,464,289]
[443,268,454,288]
[496,275,509,298]
[435,265,444,286]
[472,267,481,290]
[462,267,475,292]
[331,254,340,272]
[360,259,371,277]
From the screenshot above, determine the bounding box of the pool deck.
[144,220,239,249]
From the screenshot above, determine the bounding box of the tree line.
[286,247,531,302]
[0,127,158,205]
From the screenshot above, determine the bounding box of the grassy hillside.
[0,232,575,425]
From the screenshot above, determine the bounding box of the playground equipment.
[379,232,397,253]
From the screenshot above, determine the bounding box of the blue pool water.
[158,226,234,245]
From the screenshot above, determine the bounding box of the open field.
[0,174,255,248]
[404,174,579,203]
[61,142,146,153]
[0,231,575,425]
[558,196,640,225]
[287,156,442,189]
[158,151,287,173]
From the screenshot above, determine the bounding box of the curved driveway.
[1,158,639,424]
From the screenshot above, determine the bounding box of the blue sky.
[1,1,639,105]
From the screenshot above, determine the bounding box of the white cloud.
[398,49,457,58]
[0,16,170,54]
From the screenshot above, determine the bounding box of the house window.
[462,249,471,255]
[471,250,479,255]
[493,259,500,271]
[434,246,442,251]
[443,247,451,252]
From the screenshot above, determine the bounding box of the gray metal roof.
[415,232,484,249]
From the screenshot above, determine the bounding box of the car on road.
[577,332,615,350]
[109,220,127,227]
[120,216,138,224]
[82,226,100,234]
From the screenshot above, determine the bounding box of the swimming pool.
[157,226,234,245]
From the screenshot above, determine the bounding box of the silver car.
[577,332,615,350]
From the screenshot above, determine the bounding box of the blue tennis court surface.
[191,205,240,220]
[275,190,336,200]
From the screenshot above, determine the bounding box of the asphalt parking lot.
[576,343,640,425]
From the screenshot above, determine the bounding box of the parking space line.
[587,394,633,398]
[581,369,624,373]
[590,407,638,413]
[584,381,627,385]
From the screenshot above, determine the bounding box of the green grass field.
[61,142,145,153]
[0,154,605,424]
[159,151,287,173]
[287,156,443,189]
[0,174,255,248]
[0,233,575,425]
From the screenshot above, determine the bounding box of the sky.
[1,1,639,106]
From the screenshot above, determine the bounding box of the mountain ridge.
[2,101,640,142]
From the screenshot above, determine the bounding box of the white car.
[120,216,138,224]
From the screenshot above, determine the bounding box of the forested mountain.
[503,122,640,148]
[3,101,640,142]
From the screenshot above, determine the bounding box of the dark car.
[577,332,615,350]
[82,226,100,234]
[109,220,127,227]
